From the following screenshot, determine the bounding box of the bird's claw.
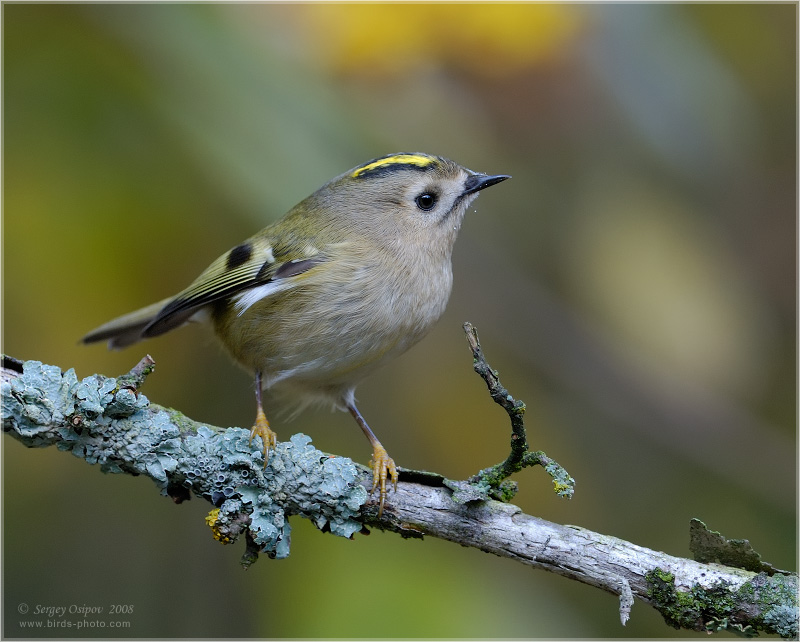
[369,443,398,517]
[249,407,277,468]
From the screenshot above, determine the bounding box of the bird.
[82,152,509,514]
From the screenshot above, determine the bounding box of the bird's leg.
[347,402,397,516]
[248,371,277,468]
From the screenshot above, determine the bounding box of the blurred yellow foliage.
[298,3,582,75]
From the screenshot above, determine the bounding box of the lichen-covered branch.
[2,351,796,637]
[1,355,366,565]
[462,321,574,502]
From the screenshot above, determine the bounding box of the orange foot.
[368,443,398,516]
[248,406,277,468]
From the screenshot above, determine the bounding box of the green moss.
[160,407,197,434]
[646,568,735,631]
[646,568,799,638]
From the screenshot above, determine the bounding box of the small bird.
[82,152,509,514]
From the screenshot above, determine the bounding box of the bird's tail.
[81,298,172,349]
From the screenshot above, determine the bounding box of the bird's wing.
[142,234,325,338]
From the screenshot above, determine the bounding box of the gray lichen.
[763,604,800,640]
[2,359,367,562]
[3,355,796,636]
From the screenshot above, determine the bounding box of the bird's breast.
[212,250,454,395]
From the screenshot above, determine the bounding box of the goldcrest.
[83,152,510,514]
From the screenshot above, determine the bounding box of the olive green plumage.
[83,152,509,512]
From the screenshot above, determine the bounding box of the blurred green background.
[3,3,795,638]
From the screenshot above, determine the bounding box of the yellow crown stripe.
[352,154,437,178]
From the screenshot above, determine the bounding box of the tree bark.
[2,354,796,637]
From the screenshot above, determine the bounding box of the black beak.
[463,173,511,195]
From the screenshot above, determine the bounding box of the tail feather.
[81,299,171,350]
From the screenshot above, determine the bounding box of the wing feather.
[141,238,324,337]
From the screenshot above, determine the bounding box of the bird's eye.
[415,192,438,211]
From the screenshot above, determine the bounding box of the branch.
[2,331,796,637]
[461,321,574,502]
